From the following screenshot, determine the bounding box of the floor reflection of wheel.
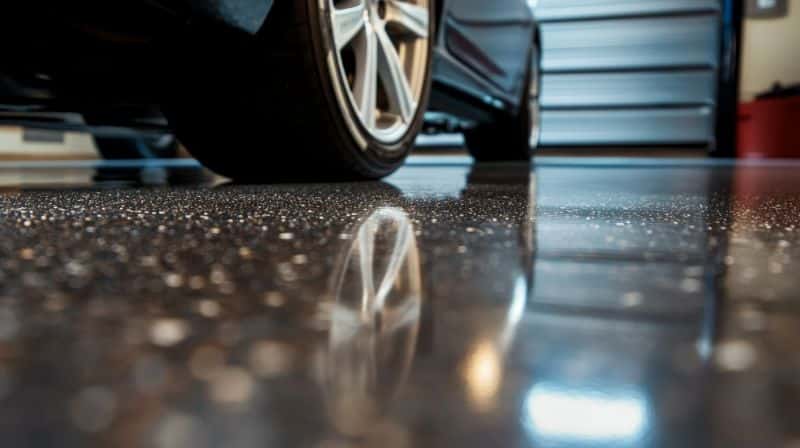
[166,0,434,182]
[324,207,422,437]
[464,36,540,161]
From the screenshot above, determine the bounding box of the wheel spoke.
[374,218,412,307]
[376,26,416,122]
[353,25,379,130]
[385,1,429,39]
[332,1,367,50]
[357,219,377,320]
[382,298,420,334]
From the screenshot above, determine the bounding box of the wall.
[740,3,800,100]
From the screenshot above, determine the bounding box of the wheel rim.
[328,0,430,145]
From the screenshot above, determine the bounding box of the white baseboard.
[0,126,98,159]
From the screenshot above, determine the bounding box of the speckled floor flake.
[0,160,798,447]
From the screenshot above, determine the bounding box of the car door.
[440,0,535,99]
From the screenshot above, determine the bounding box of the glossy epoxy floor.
[1,157,799,447]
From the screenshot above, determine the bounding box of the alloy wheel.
[328,0,430,144]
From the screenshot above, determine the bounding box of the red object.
[738,95,800,158]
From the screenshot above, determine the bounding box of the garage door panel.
[541,71,717,107]
[540,16,720,72]
[539,107,714,146]
[535,0,720,21]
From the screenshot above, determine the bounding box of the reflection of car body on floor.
[0,0,538,181]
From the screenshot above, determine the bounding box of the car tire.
[165,0,435,182]
[463,40,540,162]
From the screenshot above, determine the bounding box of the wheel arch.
[184,0,275,34]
